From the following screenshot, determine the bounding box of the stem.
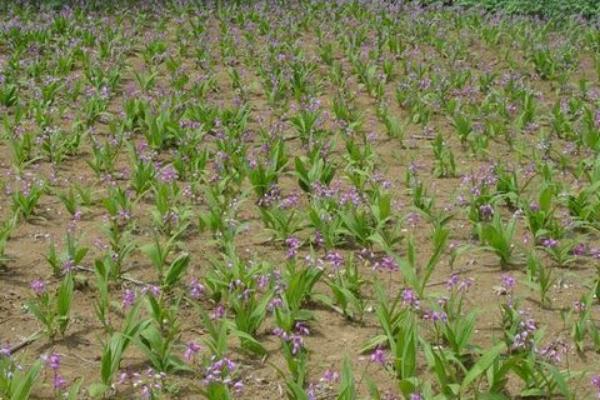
[8,330,42,355]
[75,265,147,286]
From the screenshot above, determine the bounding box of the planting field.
[2,1,600,399]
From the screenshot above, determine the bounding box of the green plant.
[94,258,112,332]
[0,83,18,107]
[141,235,189,289]
[525,252,555,307]
[249,140,287,198]
[432,132,456,178]
[11,180,45,222]
[27,274,74,339]
[89,301,149,398]
[46,232,88,277]
[396,226,449,297]
[480,213,522,268]
[0,215,17,268]
[294,149,335,193]
[319,255,366,321]
[0,356,42,400]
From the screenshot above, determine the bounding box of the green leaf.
[461,342,506,393]
[100,344,113,384]
[164,253,190,288]
[337,356,357,400]
[10,360,42,400]
[287,380,309,400]
[66,378,83,400]
[478,394,509,400]
[88,382,108,398]
[365,377,381,400]
[544,362,571,397]
[231,328,266,355]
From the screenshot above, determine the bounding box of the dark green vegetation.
[456,0,600,19]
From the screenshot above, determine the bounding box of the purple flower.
[294,322,310,336]
[542,238,558,249]
[257,185,281,208]
[447,274,474,292]
[479,204,494,221]
[140,385,151,399]
[117,209,131,224]
[188,278,205,299]
[232,380,244,393]
[370,348,386,366]
[410,394,424,400]
[62,258,75,273]
[437,297,449,307]
[501,274,516,292]
[53,374,66,390]
[272,327,287,340]
[573,301,586,314]
[158,164,178,184]
[512,317,537,350]
[307,384,317,400]
[184,341,201,362]
[73,210,83,221]
[211,304,225,320]
[377,255,398,272]
[446,274,460,289]
[324,251,344,270]
[142,285,160,297]
[203,357,236,385]
[273,327,304,354]
[529,201,540,212]
[290,335,304,355]
[122,289,136,309]
[313,231,324,248]
[267,296,283,311]
[280,192,300,209]
[257,274,270,289]
[537,340,568,364]
[402,288,420,309]
[30,279,46,295]
[357,248,376,266]
[47,353,61,370]
[339,188,362,207]
[321,369,339,384]
[117,370,130,385]
[423,310,448,324]
[522,232,532,246]
[572,243,586,256]
[285,236,301,259]
[0,344,10,357]
[592,375,600,394]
